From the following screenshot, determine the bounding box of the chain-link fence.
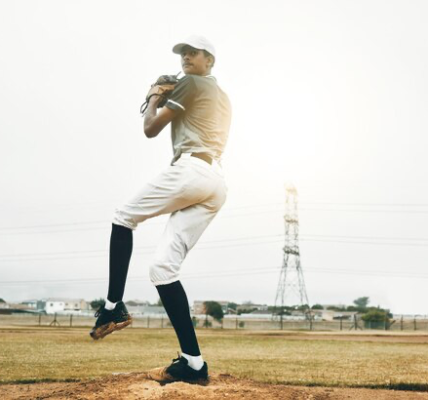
[1,313,427,331]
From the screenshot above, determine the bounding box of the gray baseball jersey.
[166,74,232,164]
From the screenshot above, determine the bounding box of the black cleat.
[89,301,132,340]
[147,355,209,384]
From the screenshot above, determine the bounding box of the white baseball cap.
[172,35,216,58]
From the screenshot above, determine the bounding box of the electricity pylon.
[274,184,310,312]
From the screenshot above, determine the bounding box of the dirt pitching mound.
[2,373,428,400]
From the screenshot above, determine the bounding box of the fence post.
[236,316,238,330]
[147,316,150,328]
[414,318,417,331]
[38,313,42,326]
[280,314,283,330]
[49,313,60,327]
[400,316,403,331]
[340,318,342,331]
[70,315,73,327]
[161,315,164,328]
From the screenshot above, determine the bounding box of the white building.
[311,309,358,321]
[44,298,87,314]
[21,299,39,309]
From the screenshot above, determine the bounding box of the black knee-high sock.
[107,223,133,303]
[156,281,201,356]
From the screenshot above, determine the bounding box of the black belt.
[191,152,213,165]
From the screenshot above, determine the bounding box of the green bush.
[361,310,389,323]
[90,298,105,310]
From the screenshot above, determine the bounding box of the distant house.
[311,309,357,321]
[21,300,36,309]
[44,298,88,314]
[21,300,40,310]
[0,302,38,314]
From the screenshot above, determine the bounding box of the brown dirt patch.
[1,373,427,400]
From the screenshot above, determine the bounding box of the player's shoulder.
[178,74,194,82]
[194,75,222,96]
[178,74,229,101]
[176,74,195,86]
[181,74,217,87]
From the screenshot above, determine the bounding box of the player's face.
[180,46,212,76]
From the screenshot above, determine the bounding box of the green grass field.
[1,327,428,391]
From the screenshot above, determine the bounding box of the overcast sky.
[1,0,427,315]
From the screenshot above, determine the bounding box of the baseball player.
[90,35,231,383]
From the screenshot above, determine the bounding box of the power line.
[304,234,428,242]
[0,234,284,259]
[2,202,428,233]
[301,202,428,207]
[1,238,427,263]
[0,208,287,233]
[0,266,282,286]
[2,264,428,287]
[0,220,109,231]
[299,238,428,247]
[3,200,428,212]
[300,208,428,215]
[0,203,285,231]
[1,232,428,262]
[0,239,285,263]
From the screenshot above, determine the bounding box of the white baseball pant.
[112,153,227,286]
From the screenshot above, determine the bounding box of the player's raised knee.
[112,206,138,230]
[149,262,180,286]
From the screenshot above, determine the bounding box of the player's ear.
[207,55,215,68]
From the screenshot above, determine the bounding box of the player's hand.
[147,84,175,100]
[148,92,162,106]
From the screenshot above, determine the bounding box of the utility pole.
[274,185,311,319]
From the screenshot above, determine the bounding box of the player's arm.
[144,95,178,138]
[144,75,194,138]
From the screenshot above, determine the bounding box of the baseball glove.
[140,73,181,116]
